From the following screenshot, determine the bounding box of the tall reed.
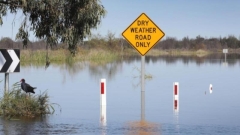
[21,48,120,63]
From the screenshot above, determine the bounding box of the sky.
[0,0,240,41]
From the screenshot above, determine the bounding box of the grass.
[21,48,120,64]
[20,49,121,69]
[133,66,153,80]
[19,48,215,69]
[147,49,210,56]
[21,48,211,62]
[0,82,59,119]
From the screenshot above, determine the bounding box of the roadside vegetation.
[0,82,59,119]
[20,48,119,63]
[1,33,240,63]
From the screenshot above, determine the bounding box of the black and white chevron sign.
[0,49,20,72]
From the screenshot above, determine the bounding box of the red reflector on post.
[174,85,177,95]
[174,100,177,109]
[173,82,179,112]
[101,82,104,94]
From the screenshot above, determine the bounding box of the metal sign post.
[0,49,20,93]
[223,49,228,66]
[141,56,145,121]
[225,53,226,63]
[122,13,165,121]
[224,52,227,63]
[4,73,9,93]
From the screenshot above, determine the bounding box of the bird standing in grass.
[20,79,37,96]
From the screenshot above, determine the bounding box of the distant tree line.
[155,35,240,51]
[84,34,240,51]
[0,37,69,50]
[1,33,240,52]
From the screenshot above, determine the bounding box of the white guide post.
[209,84,213,94]
[100,79,107,126]
[173,82,179,113]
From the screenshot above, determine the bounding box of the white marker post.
[100,79,106,126]
[209,84,213,94]
[173,82,179,113]
[223,49,228,66]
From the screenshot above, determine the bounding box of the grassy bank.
[21,48,120,63]
[20,48,214,63]
[147,49,210,56]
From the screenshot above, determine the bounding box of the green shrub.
[0,82,60,119]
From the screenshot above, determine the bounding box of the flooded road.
[0,54,240,134]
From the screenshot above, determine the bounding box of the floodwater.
[0,53,240,135]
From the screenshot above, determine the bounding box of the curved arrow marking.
[7,50,20,72]
[0,52,6,70]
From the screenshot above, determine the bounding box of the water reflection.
[100,105,107,135]
[88,61,123,81]
[57,62,86,84]
[0,116,50,135]
[125,120,161,135]
[173,113,180,135]
[100,105,107,126]
[125,53,240,66]
[20,53,240,82]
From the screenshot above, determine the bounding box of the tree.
[181,36,190,49]
[227,35,238,48]
[161,37,177,49]
[106,31,115,47]
[0,0,106,55]
[86,33,106,49]
[195,35,204,44]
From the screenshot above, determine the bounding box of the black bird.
[20,79,37,94]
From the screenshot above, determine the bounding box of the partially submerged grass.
[133,66,153,80]
[147,49,210,56]
[20,47,215,64]
[20,48,214,67]
[21,48,119,61]
[20,49,120,69]
[21,49,73,62]
[0,82,59,119]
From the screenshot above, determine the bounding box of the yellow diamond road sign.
[122,13,165,56]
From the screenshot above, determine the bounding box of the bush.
[0,82,59,119]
